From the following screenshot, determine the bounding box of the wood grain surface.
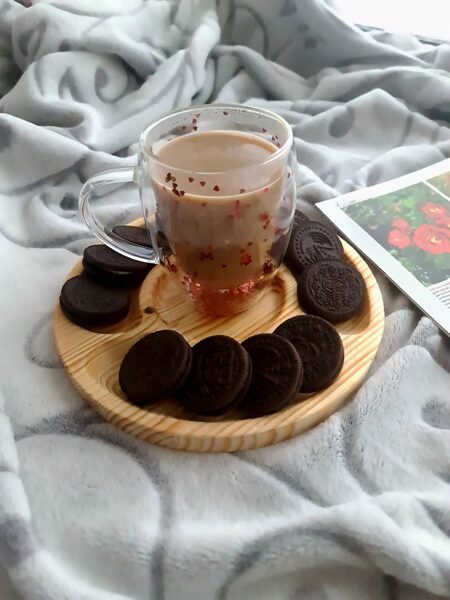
[54,227,384,452]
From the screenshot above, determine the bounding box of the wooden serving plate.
[54,227,384,452]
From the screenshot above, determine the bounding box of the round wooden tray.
[54,229,384,452]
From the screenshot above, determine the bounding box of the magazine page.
[318,159,450,337]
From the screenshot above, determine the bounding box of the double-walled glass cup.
[80,104,296,315]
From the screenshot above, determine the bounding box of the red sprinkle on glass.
[240,250,252,266]
[213,185,220,192]
[181,125,187,130]
[287,172,290,178]
[188,177,194,182]
[263,187,269,193]
[248,241,253,247]
[173,188,180,197]
[223,111,229,116]
[172,182,178,188]
[263,259,274,274]
[233,200,242,218]
[180,190,185,196]
[262,128,267,133]
[167,259,178,273]
[200,246,214,261]
[193,126,198,131]
[240,188,245,194]
[200,181,206,187]
[260,212,269,221]
[165,172,171,182]
[192,118,197,124]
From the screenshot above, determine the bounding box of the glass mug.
[80,104,296,316]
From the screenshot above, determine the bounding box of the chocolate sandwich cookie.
[274,315,344,393]
[241,333,303,415]
[177,335,251,416]
[119,330,192,406]
[298,259,366,323]
[112,225,152,249]
[269,234,289,261]
[60,273,130,328]
[83,244,152,287]
[285,221,343,275]
[293,209,310,229]
[82,260,149,288]
[84,244,151,274]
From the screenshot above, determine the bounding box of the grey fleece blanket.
[0,1,450,599]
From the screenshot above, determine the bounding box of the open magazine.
[318,160,450,337]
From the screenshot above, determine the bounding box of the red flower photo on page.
[413,224,450,255]
[421,202,447,221]
[435,214,450,228]
[388,228,411,249]
[343,181,450,287]
[391,218,409,231]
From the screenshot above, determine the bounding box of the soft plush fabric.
[0,1,449,599]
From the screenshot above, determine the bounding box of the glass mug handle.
[79,166,157,264]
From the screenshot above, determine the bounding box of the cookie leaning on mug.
[112,225,153,249]
[293,209,310,229]
[285,221,343,276]
[83,244,152,288]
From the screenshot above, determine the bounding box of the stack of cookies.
[285,212,366,322]
[59,226,153,328]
